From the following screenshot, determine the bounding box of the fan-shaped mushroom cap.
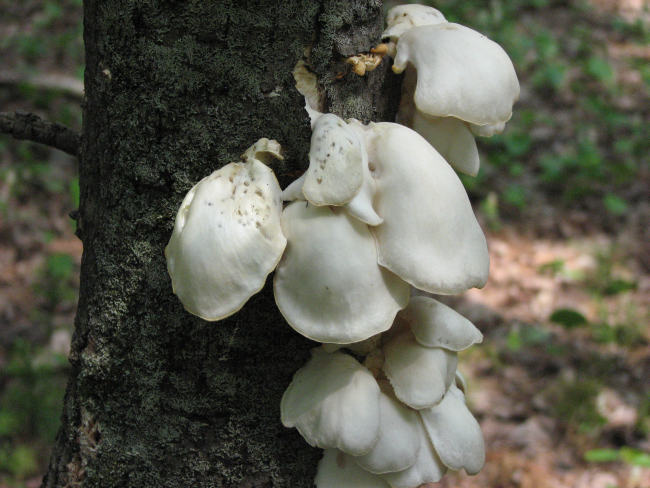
[383,5,447,41]
[381,416,447,488]
[165,143,286,321]
[303,114,365,206]
[316,450,390,488]
[392,23,519,127]
[382,332,457,410]
[420,384,485,475]
[362,122,489,294]
[281,349,381,455]
[274,202,409,344]
[411,112,480,176]
[355,386,421,474]
[282,140,382,226]
[401,296,483,351]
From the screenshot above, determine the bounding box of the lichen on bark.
[43,1,399,487]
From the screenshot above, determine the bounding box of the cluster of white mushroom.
[165,4,519,487]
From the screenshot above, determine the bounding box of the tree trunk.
[42,1,399,486]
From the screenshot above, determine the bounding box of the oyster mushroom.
[281,348,381,455]
[273,202,409,344]
[359,122,489,294]
[164,138,286,321]
[419,384,486,475]
[382,6,519,176]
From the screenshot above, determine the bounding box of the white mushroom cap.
[419,384,486,475]
[401,296,483,351]
[316,450,390,488]
[355,385,420,474]
[274,202,409,344]
[411,112,480,177]
[382,332,458,410]
[362,122,489,294]
[392,23,520,127]
[382,5,447,42]
[381,416,447,488]
[281,158,382,226]
[165,141,286,321]
[281,117,381,225]
[303,113,365,207]
[281,349,381,455]
[395,64,480,176]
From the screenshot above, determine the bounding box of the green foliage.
[0,445,39,479]
[506,325,553,352]
[0,340,69,480]
[553,379,606,434]
[428,0,648,210]
[549,308,588,328]
[585,447,650,467]
[0,340,68,441]
[33,252,77,308]
[603,194,628,216]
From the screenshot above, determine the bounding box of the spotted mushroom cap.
[164,139,286,321]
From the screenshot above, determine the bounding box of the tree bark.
[42,1,399,487]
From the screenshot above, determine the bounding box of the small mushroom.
[382,331,457,410]
[380,415,447,488]
[281,349,381,455]
[316,449,390,488]
[282,117,382,226]
[382,8,519,175]
[303,113,365,207]
[382,4,447,43]
[362,122,489,294]
[164,139,286,321]
[400,296,483,351]
[273,202,409,344]
[354,383,421,474]
[419,384,486,475]
[391,23,520,130]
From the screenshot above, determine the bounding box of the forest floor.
[0,0,648,487]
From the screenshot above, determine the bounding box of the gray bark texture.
[42,1,399,487]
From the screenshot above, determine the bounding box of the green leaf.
[620,447,650,467]
[603,194,628,216]
[503,184,527,209]
[550,308,588,328]
[506,330,522,351]
[603,279,637,296]
[586,56,615,84]
[584,449,620,463]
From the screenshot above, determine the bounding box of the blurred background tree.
[0,0,648,487]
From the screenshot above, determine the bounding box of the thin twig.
[0,71,84,99]
[0,111,81,157]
